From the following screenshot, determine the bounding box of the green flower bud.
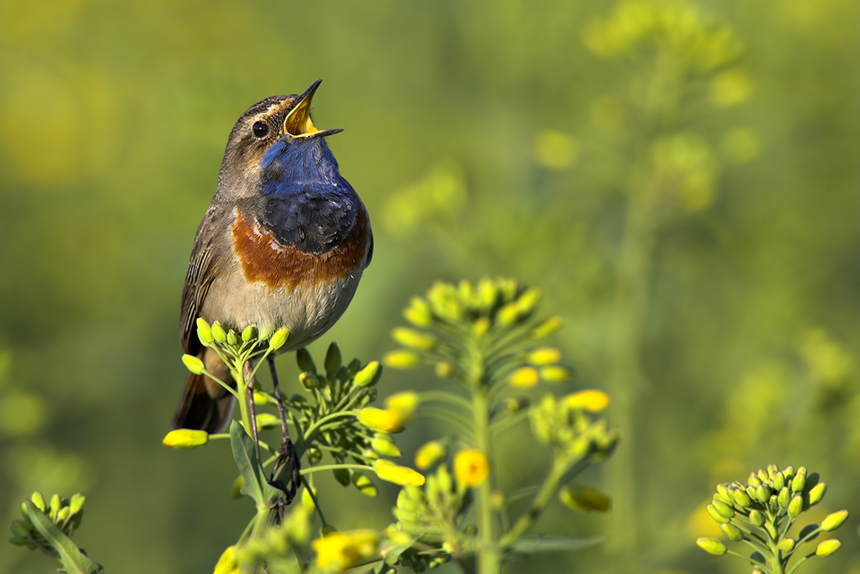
[226,330,239,346]
[530,316,563,339]
[269,327,289,351]
[496,302,521,326]
[49,494,61,516]
[332,467,351,486]
[788,495,803,518]
[766,463,779,478]
[415,441,447,470]
[211,321,227,343]
[383,350,421,369]
[821,510,848,531]
[815,539,841,557]
[707,504,731,524]
[749,510,765,526]
[777,486,790,508]
[354,362,381,388]
[57,507,70,521]
[324,343,342,376]
[9,536,28,546]
[255,413,279,430]
[473,317,491,336]
[252,392,269,405]
[527,347,562,366]
[351,473,378,498]
[755,484,772,504]
[20,502,29,520]
[772,472,785,491]
[299,372,318,390]
[196,318,214,346]
[715,484,731,503]
[720,523,744,541]
[808,482,827,506]
[241,325,258,342]
[296,348,316,373]
[746,486,757,500]
[372,435,402,458]
[30,491,46,512]
[779,538,796,553]
[696,538,727,555]
[791,468,806,493]
[162,429,209,449]
[540,365,574,382]
[182,354,205,375]
[748,473,762,487]
[10,520,31,537]
[404,297,434,327]
[783,465,795,478]
[711,498,734,519]
[516,287,541,314]
[392,328,438,351]
[230,476,244,499]
[757,468,769,483]
[307,447,322,465]
[436,465,453,494]
[435,362,455,378]
[730,488,752,508]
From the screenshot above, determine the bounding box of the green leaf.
[24,500,104,574]
[509,535,603,555]
[229,421,281,507]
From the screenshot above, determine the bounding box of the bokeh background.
[1,1,857,573]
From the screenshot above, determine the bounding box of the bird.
[171,79,373,435]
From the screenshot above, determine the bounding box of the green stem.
[417,390,474,411]
[499,459,565,547]
[299,463,373,476]
[472,385,499,574]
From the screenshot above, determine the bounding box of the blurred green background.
[1,0,857,573]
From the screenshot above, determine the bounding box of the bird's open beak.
[284,80,343,139]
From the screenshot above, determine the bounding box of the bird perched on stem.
[171,80,373,491]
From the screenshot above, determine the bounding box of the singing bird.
[172,80,373,433]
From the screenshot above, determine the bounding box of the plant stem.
[499,459,565,547]
[472,385,499,574]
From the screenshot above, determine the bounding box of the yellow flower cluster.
[312,530,379,571]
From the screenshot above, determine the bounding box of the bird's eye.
[252,121,270,138]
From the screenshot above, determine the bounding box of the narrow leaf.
[25,500,104,574]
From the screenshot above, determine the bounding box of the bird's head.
[216,80,345,198]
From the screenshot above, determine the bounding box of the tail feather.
[171,348,235,433]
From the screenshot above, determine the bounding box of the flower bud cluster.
[10,492,86,555]
[697,464,848,571]
[529,394,618,463]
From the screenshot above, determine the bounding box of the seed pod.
[296,348,316,373]
[720,523,744,541]
[821,510,848,531]
[696,538,727,555]
[808,482,827,506]
[815,539,841,557]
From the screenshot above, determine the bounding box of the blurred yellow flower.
[534,130,579,170]
[375,460,425,486]
[212,545,239,574]
[312,530,379,571]
[510,367,540,388]
[710,69,753,108]
[414,441,447,469]
[359,408,406,433]
[162,429,209,449]
[454,449,490,487]
[384,392,420,419]
[563,390,610,412]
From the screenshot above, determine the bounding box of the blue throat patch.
[256,136,358,254]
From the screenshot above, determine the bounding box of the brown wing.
[179,205,224,353]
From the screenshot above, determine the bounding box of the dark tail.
[170,348,236,433]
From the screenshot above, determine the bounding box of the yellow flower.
[509,367,539,388]
[383,350,422,369]
[454,449,490,487]
[358,408,406,433]
[162,429,209,449]
[212,545,239,574]
[375,460,425,486]
[312,530,380,571]
[384,392,420,419]
[414,441,447,469]
[562,390,610,412]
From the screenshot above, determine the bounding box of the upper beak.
[283,79,343,139]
